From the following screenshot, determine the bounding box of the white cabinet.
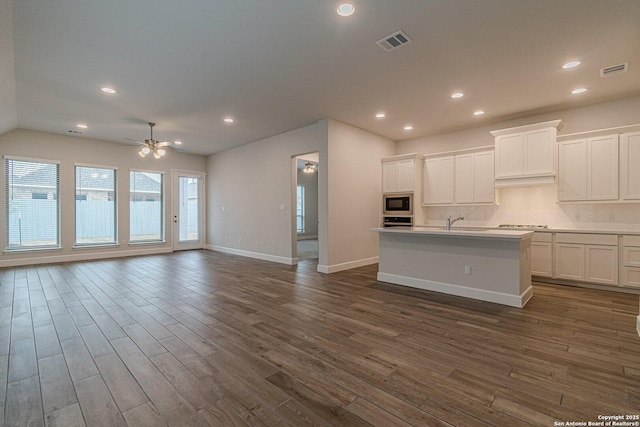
[558,135,618,201]
[554,243,585,281]
[424,150,495,205]
[553,233,618,285]
[382,154,423,193]
[454,151,495,204]
[621,132,640,200]
[423,156,454,204]
[531,233,553,277]
[491,120,562,187]
[622,236,640,289]
[558,139,588,201]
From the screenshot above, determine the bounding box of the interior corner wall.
[206,121,327,265]
[0,0,18,134]
[323,119,396,273]
[296,166,319,238]
[0,129,207,267]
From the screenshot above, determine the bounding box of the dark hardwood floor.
[1,250,639,426]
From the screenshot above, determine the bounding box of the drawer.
[623,246,640,267]
[621,267,640,289]
[554,233,617,246]
[622,235,640,247]
[532,232,552,243]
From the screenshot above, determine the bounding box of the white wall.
[324,119,396,272]
[399,95,640,155]
[206,119,395,272]
[0,0,17,135]
[397,95,640,230]
[297,165,318,238]
[206,121,327,265]
[0,129,206,266]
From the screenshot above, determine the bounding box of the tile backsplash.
[423,186,640,231]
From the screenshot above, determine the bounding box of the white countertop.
[416,225,640,236]
[372,227,533,240]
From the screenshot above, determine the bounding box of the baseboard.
[206,245,296,265]
[377,272,531,308]
[0,246,174,268]
[317,256,379,274]
[296,235,318,241]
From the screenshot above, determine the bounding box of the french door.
[172,170,205,251]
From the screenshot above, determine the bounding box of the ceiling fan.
[125,122,181,159]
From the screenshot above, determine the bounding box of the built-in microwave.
[383,193,413,216]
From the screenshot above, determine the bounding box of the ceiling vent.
[377,31,412,52]
[66,129,83,135]
[600,63,628,77]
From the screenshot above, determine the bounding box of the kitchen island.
[373,227,534,307]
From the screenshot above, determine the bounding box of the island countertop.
[371,227,534,240]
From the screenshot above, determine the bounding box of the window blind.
[5,158,60,249]
[75,166,117,245]
[130,170,164,242]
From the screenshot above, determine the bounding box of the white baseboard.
[377,272,532,308]
[0,246,174,268]
[297,235,318,241]
[206,245,296,265]
[317,256,379,274]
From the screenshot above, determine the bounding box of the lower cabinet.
[554,233,618,285]
[622,236,640,288]
[531,233,553,277]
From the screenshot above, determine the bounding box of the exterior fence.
[7,200,198,247]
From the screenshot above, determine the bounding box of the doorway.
[294,153,319,260]
[171,170,205,251]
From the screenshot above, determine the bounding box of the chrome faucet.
[445,215,464,231]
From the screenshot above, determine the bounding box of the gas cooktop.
[498,224,549,229]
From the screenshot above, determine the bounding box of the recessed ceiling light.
[404,125,413,131]
[473,110,485,116]
[562,61,581,69]
[76,124,88,129]
[100,87,116,94]
[337,3,355,16]
[224,117,234,123]
[174,140,182,145]
[571,88,587,94]
[451,92,464,99]
[375,113,386,119]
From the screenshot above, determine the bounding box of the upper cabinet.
[423,150,495,205]
[454,151,495,204]
[558,135,619,202]
[382,153,424,194]
[423,156,454,204]
[621,131,640,200]
[491,120,562,187]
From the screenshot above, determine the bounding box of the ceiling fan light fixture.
[157,149,166,157]
[153,151,162,159]
[303,162,317,174]
[138,149,147,158]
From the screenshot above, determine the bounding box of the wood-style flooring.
[1,250,639,426]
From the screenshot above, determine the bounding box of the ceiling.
[2,0,640,156]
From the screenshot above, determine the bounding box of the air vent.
[377,31,412,52]
[600,63,628,77]
[66,129,83,135]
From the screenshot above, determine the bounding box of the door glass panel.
[179,176,199,242]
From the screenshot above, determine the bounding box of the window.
[130,170,164,242]
[75,165,117,245]
[5,157,60,249]
[178,176,199,242]
[296,185,305,234]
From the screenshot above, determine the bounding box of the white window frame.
[74,163,119,247]
[129,168,166,244]
[4,155,61,251]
